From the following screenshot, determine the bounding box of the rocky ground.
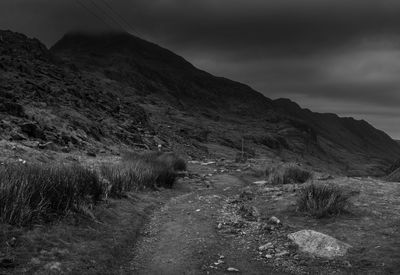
[130,161,400,274]
[2,156,399,274]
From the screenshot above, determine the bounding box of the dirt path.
[130,173,278,274]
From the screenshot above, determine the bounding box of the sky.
[1,0,400,139]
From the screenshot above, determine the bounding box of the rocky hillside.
[1,30,399,175]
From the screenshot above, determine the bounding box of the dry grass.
[0,163,104,226]
[157,152,187,172]
[101,151,187,196]
[296,182,352,218]
[267,163,312,185]
[0,151,186,225]
[122,151,187,172]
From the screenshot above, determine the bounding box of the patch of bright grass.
[296,182,352,218]
[267,163,312,185]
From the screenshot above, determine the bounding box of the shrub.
[0,163,104,225]
[102,151,182,195]
[296,182,352,218]
[122,150,187,173]
[156,152,187,172]
[267,163,312,185]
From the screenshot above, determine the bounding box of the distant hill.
[1,30,399,175]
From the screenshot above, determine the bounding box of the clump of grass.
[100,164,137,197]
[0,163,104,225]
[102,151,186,195]
[267,163,312,185]
[296,182,352,218]
[122,150,187,172]
[157,152,187,172]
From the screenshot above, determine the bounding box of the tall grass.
[156,152,187,172]
[101,151,187,196]
[0,151,187,225]
[122,151,187,172]
[0,163,104,225]
[296,182,351,218]
[267,163,312,185]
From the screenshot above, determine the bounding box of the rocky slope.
[1,30,399,175]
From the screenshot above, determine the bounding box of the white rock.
[227,267,240,272]
[275,251,289,257]
[253,180,268,184]
[288,230,352,259]
[269,216,281,224]
[258,242,274,251]
[44,261,62,272]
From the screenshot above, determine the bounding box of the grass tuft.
[156,152,187,172]
[102,151,187,196]
[296,182,352,218]
[0,163,104,225]
[267,163,312,185]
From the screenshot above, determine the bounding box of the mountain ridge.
[1,29,399,175]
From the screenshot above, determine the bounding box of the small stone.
[269,216,281,225]
[344,260,352,267]
[30,258,41,265]
[44,261,62,272]
[227,267,240,272]
[259,243,274,251]
[265,254,273,259]
[275,251,289,257]
[253,180,268,184]
[217,223,223,229]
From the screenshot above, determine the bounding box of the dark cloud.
[1,0,400,138]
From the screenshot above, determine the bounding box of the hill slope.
[1,30,399,175]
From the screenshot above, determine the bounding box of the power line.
[75,0,114,29]
[99,0,138,34]
[87,0,126,31]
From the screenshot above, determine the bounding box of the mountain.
[1,30,399,175]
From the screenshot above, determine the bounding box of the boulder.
[288,230,351,259]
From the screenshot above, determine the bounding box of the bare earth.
[130,173,279,274]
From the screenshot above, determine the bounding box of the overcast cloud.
[1,0,400,138]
